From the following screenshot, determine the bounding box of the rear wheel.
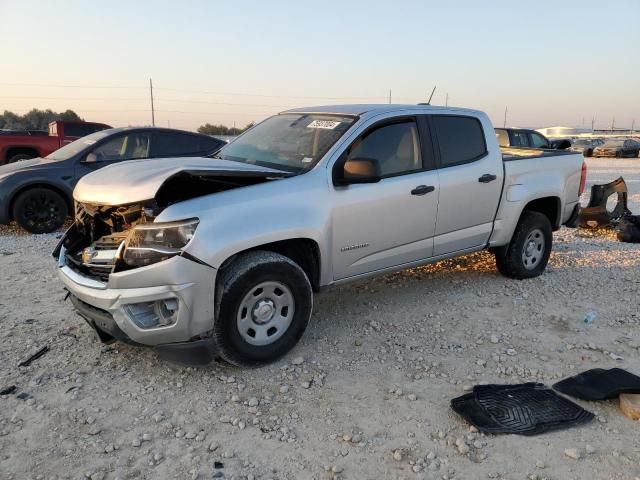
[584,148,593,158]
[494,211,552,279]
[214,251,313,367]
[7,153,35,164]
[12,188,68,234]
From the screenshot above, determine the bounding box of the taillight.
[578,161,587,196]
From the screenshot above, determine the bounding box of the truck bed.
[501,146,578,161]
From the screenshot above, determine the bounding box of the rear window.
[64,123,107,138]
[433,116,487,167]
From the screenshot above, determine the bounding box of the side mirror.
[84,152,98,163]
[335,157,381,185]
[551,139,571,150]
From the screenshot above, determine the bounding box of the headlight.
[123,218,199,267]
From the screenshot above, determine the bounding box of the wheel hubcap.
[522,228,545,270]
[237,281,295,346]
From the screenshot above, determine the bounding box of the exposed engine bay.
[54,169,288,282]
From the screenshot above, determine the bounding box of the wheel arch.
[8,182,73,221]
[4,146,40,163]
[218,238,322,292]
[521,196,561,230]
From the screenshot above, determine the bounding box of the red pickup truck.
[0,120,111,165]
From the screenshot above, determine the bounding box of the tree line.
[0,109,83,130]
[1,108,253,135]
[197,122,254,136]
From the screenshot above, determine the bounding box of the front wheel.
[12,188,68,234]
[214,251,313,367]
[493,211,552,279]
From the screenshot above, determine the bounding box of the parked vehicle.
[0,127,226,233]
[592,139,640,158]
[54,104,586,367]
[0,120,112,165]
[495,128,570,150]
[569,138,604,157]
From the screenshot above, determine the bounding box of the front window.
[45,131,109,161]
[530,133,549,148]
[216,113,356,173]
[89,133,151,162]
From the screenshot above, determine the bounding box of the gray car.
[0,127,225,233]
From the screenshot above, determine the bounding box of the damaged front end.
[53,201,161,284]
[54,167,290,284]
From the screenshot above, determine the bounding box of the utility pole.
[503,106,508,128]
[388,89,392,104]
[149,78,156,127]
[445,92,449,107]
[632,119,635,134]
[591,116,595,132]
[611,117,615,133]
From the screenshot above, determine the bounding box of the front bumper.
[57,247,218,364]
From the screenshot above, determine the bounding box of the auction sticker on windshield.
[307,120,341,129]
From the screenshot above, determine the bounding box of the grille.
[66,254,112,283]
[65,232,128,283]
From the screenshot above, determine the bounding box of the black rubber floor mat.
[553,368,640,400]
[451,383,594,435]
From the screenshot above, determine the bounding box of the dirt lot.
[1,158,639,480]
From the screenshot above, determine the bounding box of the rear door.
[331,116,439,280]
[430,114,503,256]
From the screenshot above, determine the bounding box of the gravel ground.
[1,158,639,480]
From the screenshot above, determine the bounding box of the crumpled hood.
[74,156,289,206]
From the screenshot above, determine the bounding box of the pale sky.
[1,0,638,131]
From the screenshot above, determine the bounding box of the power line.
[0,95,297,109]
[0,82,389,101]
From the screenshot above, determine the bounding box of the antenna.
[149,78,155,127]
[426,86,436,105]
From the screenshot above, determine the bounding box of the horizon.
[1,0,638,131]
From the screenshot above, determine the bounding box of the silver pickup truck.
[54,104,586,367]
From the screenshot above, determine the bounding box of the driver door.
[330,117,440,280]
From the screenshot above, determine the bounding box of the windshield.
[45,130,110,161]
[215,113,357,173]
[602,141,624,148]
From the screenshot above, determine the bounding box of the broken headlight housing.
[123,218,199,267]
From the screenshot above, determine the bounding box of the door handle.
[478,174,497,183]
[411,185,435,196]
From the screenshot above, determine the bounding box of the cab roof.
[282,104,483,117]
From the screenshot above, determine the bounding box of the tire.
[12,188,69,234]
[493,211,552,280]
[584,149,593,158]
[7,153,35,164]
[214,250,313,367]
